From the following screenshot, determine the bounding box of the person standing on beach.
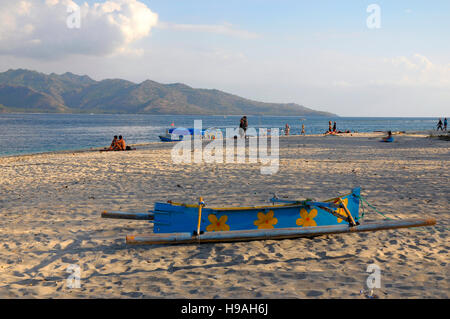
[333,121,337,133]
[239,116,248,137]
[285,123,290,136]
[301,124,305,135]
[437,118,443,131]
[328,121,332,133]
[239,117,244,137]
[444,118,448,131]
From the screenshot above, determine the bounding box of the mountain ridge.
[0,69,337,116]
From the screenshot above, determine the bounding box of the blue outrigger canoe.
[159,127,203,142]
[159,127,223,142]
[102,187,435,245]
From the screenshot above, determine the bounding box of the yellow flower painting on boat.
[254,210,278,229]
[334,198,348,223]
[206,214,230,232]
[296,208,317,227]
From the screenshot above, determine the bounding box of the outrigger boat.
[102,187,436,245]
[158,128,193,142]
[159,127,223,142]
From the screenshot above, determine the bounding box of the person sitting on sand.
[114,135,126,151]
[108,136,118,151]
[382,131,394,142]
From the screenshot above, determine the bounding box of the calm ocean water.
[0,114,441,157]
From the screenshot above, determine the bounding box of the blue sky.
[0,0,449,116]
[144,0,450,57]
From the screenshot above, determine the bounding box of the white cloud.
[270,51,450,90]
[0,0,158,59]
[45,0,60,6]
[381,54,450,88]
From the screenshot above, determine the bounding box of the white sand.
[0,132,448,298]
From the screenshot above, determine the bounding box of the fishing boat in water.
[102,187,436,245]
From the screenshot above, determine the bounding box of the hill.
[0,69,336,116]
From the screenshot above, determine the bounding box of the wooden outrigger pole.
[126,218,436,245]
[101,211,154,220]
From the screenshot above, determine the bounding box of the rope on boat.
[356,195,430,232]
[356,195,393,221]
[358,196,365,221]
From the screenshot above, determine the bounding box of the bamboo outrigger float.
[101,187,436,245]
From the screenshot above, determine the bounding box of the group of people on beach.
[325,121,351,135]
[238,117,305,137]
[284,123,305,135]
[106,135,127,151]
[437,118,447,131]
[240,118,355,137]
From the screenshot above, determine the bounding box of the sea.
[0,113,442,157]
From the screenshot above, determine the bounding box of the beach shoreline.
[0,132,448,298]
[0,130,445,159]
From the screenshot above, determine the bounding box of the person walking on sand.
[239,117,245,137]
[437,118,443,131]
[444,118,448,131]
[243,116,248,136]
[239,116,248,137]
[285,123,290,136]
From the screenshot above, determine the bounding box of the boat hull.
[159,135,183,142]
[152,188,361,234]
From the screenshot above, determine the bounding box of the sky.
[0,0,449,116]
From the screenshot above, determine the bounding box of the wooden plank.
[338,197,357,226]
[196,197,204,236]
[126,218,436,245]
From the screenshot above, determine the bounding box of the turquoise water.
[0,114,442,157]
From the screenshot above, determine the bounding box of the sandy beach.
[0,132,448,298]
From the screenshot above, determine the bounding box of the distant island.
[0,69,336,116]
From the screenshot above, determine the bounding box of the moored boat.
[159,127,223,142]
[102,187,436,245]
[158,128,196,142]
